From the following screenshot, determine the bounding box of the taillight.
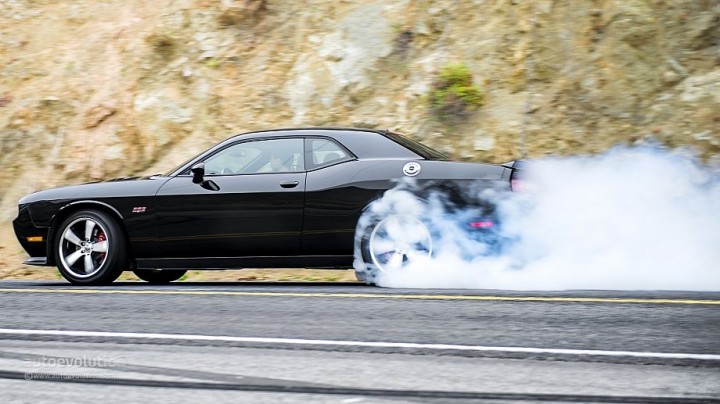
[469,221,494,229]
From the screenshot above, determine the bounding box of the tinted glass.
[307,138,351,169]
[204,138,304,175]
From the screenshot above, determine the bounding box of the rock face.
[0,0,719,269]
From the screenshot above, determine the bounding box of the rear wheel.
[369,215,432,271]
[355,214,433,285]
[133,269,187,284]
[55,210,127,285]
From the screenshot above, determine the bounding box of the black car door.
[154,138,306,259]
[302,137,379,256]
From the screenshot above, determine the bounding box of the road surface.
[0,281,718,403]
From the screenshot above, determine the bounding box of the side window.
[204,138,304,175]
[306,138,352,170]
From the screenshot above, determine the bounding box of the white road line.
[0,328,718,361]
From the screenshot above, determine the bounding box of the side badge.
[402,162,421,177]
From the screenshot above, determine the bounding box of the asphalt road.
[0,280,719,403]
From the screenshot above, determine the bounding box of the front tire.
[55,210,127,285]
[133,269,187,284]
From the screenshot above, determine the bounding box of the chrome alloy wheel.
[369,215,432,272]
[58,217,110,278]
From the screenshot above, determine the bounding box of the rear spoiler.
[501,160,526,175]
[502,160,526,190]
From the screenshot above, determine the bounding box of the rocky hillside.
[1,0,718,274]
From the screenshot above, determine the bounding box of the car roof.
[168,128,424,176]
[221,127,384,142]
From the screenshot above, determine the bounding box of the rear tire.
[55,210,127,285]
[133,269,187,284]
[354,213,433,285]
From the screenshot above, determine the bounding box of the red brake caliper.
[96,232,106,262]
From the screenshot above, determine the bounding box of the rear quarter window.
[305,138,353,170]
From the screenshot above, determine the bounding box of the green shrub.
[428,63,484,124]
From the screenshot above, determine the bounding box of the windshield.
[383,131,449,160]
[164,153,203,176]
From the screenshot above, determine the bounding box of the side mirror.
[191,163,220,191]
[191,163,205,184]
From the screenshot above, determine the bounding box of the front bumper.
[13,204,50,264]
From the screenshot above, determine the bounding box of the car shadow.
[25,281,368,288]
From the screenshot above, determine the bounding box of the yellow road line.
[0,288,718,305]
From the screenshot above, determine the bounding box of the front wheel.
[55,210,127,285]
[133,269,187,284]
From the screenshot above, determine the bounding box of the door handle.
[280,180,299,188]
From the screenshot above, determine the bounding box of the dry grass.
[2,261,358,283]
[177,269,358,283]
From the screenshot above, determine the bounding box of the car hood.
[19,175,170,204]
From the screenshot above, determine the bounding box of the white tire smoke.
[354,147,720,291]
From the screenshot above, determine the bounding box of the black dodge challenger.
[13,128,521,285]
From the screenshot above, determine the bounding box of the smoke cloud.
[357,146,720,291]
